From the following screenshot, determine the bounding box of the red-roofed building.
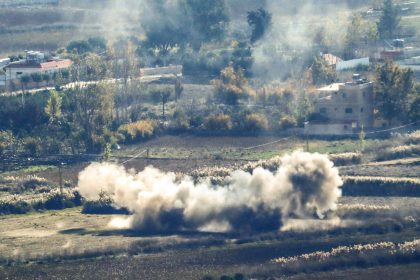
[5,58,72,81]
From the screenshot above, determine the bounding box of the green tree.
[151,87,172,120]
[247,8,272,43]
[408,83,420,122]
[67,40,92,54]
[344,13,378,58]
[378,0,400,39]
[375,61,415,125]
[20,75,31,94]
[30,72,43,88]
[0,130,15,157]
[45,90,62,123]
[42,73,51,87]
[212,63,253,105]
[311,56,336,85]
[53,70,64,90]
[174,76,184,101]
[231,41,253,76]
[185,0,230,44]
[71,83,115,153]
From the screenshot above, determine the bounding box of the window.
[320,107,327,114]
[344,125,348,130]
[361,107,364,113]
[342,92,347,98]
[345,108,353,114]
[16,72,22,75]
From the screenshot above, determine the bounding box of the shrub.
[82,192,128,214]
[204,114,233,131]
[43,189,81,210]
[377,144,420,161]
[342,176,420,197]
[118,120,156,142]
[328,153,362,166]
[0,199,31,215]
[279,116,297,130]
[211,64,253,105]
[24,137,42,157]
[242,113,268,132]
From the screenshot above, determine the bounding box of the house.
[0,58,11,69]
[305,74,374,135]
[322,53,343,68]
[4,51,72,81]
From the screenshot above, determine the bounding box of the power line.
[120,149,147,164]
[241,136,292,150]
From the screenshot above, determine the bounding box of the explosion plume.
[77,152,342,233]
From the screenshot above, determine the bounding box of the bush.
[279,116,297,130]
[211,64,253,105]
[342,176,420,197]
[0,199,31,215]
[82,192,128,214]
[24,137,42,157]
[377,144,420,161]
[118,120,156,142]
[204,114,233,131]
[328,153,362,166]
[242,113,268,132]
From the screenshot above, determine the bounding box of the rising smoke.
[77,152,343,233]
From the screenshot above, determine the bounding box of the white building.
[4,51,72,81]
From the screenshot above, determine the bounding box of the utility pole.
[58,162,64,208]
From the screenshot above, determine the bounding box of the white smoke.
[251,0,350,80]
[77,152,342,233]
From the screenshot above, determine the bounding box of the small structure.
[322,53,343,68]
[305,74,374,136]
[0,58,11,69]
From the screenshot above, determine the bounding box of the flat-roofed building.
[305,75,374,135]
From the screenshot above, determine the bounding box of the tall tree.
[378,0,401,39]
[45,90,62,124]
[344,13,378,59]
[247,8,272,43]
[70,83,114,153]
[185,0,230,44]
[311,56,336,85]
[375,61,415,125]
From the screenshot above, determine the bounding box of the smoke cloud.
[251,0,350,80]
[77,152,342,233]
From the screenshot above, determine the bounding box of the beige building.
[305,75,374,135]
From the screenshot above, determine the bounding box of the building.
[0,58,11,69]
[4,51,72,81]
[305,75,374,135]
[322,53,343,68]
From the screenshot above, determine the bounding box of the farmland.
[1,133,420,279]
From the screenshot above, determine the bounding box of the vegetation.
[375,61,417,126]
[247,8,272,43]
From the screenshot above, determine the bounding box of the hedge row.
[342,176,420,197]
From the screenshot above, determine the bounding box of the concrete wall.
[304,123,353,135]
[141,65,183,77]
[336,57,369,71]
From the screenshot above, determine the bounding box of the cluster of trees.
[375,61,419,126]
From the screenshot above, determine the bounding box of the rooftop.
[317,83,344,92]
[5,59,72,70]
